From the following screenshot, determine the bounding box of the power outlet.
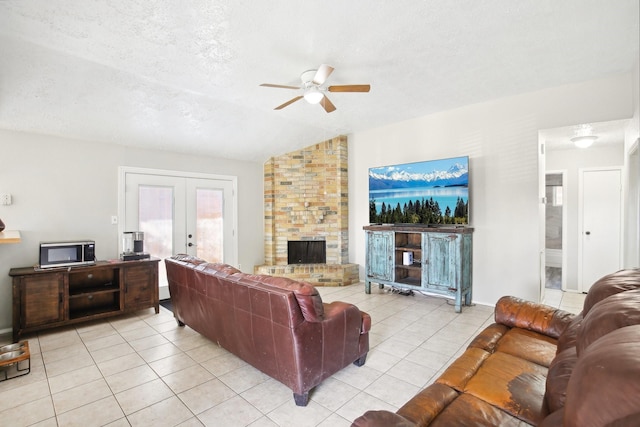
[0,194,12,206]
[111,215,118,225]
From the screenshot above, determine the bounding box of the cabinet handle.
[59,292,63,303]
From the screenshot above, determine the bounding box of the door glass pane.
[196,188,223,262]
[139,186,174,284]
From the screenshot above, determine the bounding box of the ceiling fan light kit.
[260,64,370,113]
[303,86,324,104]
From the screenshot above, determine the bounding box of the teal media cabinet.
[363,225,473,312]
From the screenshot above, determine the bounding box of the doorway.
[545,172,567,290]
[539,119,628,300]
[119,167,237,299]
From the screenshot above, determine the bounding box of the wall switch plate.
[111,215,118,225]
[0,194,12,205]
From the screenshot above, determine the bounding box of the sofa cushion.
[436,347,490,391]
[556,313,582,354]
[539,408,564,427]
[582,268,640,315]
[544,347,577,413]
[352,410,414,427]
[172,253,207,267]
[564,325,640,427]
[463,351,549,425]
[495,296,573,339]
[397,383,459,425]
[467,323,509,353]
[199,262,241,277]
[577,289,640,355]
[495,328,558,368]
[428,393,533,426]
[246,274,325,322]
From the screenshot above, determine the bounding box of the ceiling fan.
[260,64,370,113]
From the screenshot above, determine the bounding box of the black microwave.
[39,240,96,269]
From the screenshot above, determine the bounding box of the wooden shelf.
[69,286,119,298]
[10,258,160,341]
[396,277,421,287]
[0,230,21,244]
[396,263,422,270]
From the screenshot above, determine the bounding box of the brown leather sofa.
[353,268,640,426]
[165,254,371,406]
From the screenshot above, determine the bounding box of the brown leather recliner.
[165,254,371,406]
[353,268,640,426]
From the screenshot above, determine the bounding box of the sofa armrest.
[323,301,368,332]
[495,296,574,339]
[351,410,415,427]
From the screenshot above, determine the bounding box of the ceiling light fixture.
[303,86,324,104]
[571,135,598,148]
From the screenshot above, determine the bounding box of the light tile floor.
[0,283,586,427]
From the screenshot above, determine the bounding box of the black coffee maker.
[121,231,150,261]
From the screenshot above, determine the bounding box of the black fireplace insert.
[287,240,326,264]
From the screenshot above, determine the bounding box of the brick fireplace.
[254,136,359,286]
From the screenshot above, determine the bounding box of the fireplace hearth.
[288,240,326,264]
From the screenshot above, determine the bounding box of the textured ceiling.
[0,1,638,162]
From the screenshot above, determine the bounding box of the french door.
[120,168,237,299]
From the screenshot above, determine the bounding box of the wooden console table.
[364,225,473,312]
[10,258,159,342]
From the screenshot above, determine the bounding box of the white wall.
[623,59,640,267]
[546,145,625,290]
[349,73,635,306]
[0,131,264,332]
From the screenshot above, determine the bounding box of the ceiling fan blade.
[274,96,303,110]
[328,84,371,93]
[260,83,300,89]
[312,64,334,85]
[320,95,336,113]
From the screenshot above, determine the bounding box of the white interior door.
[121,168,237,300]
[579,168,622,292]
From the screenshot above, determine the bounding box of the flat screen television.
[368,155,469,225]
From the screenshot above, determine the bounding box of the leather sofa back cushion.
[495,296,572,339]
[199,263,241,277]
[577,289,640,355]
[545,347,577,413]
[172,254,207,268]
[239,274,325,322]
[582,268,640,315]
[555,314,583,353]
[563,325,640,427]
